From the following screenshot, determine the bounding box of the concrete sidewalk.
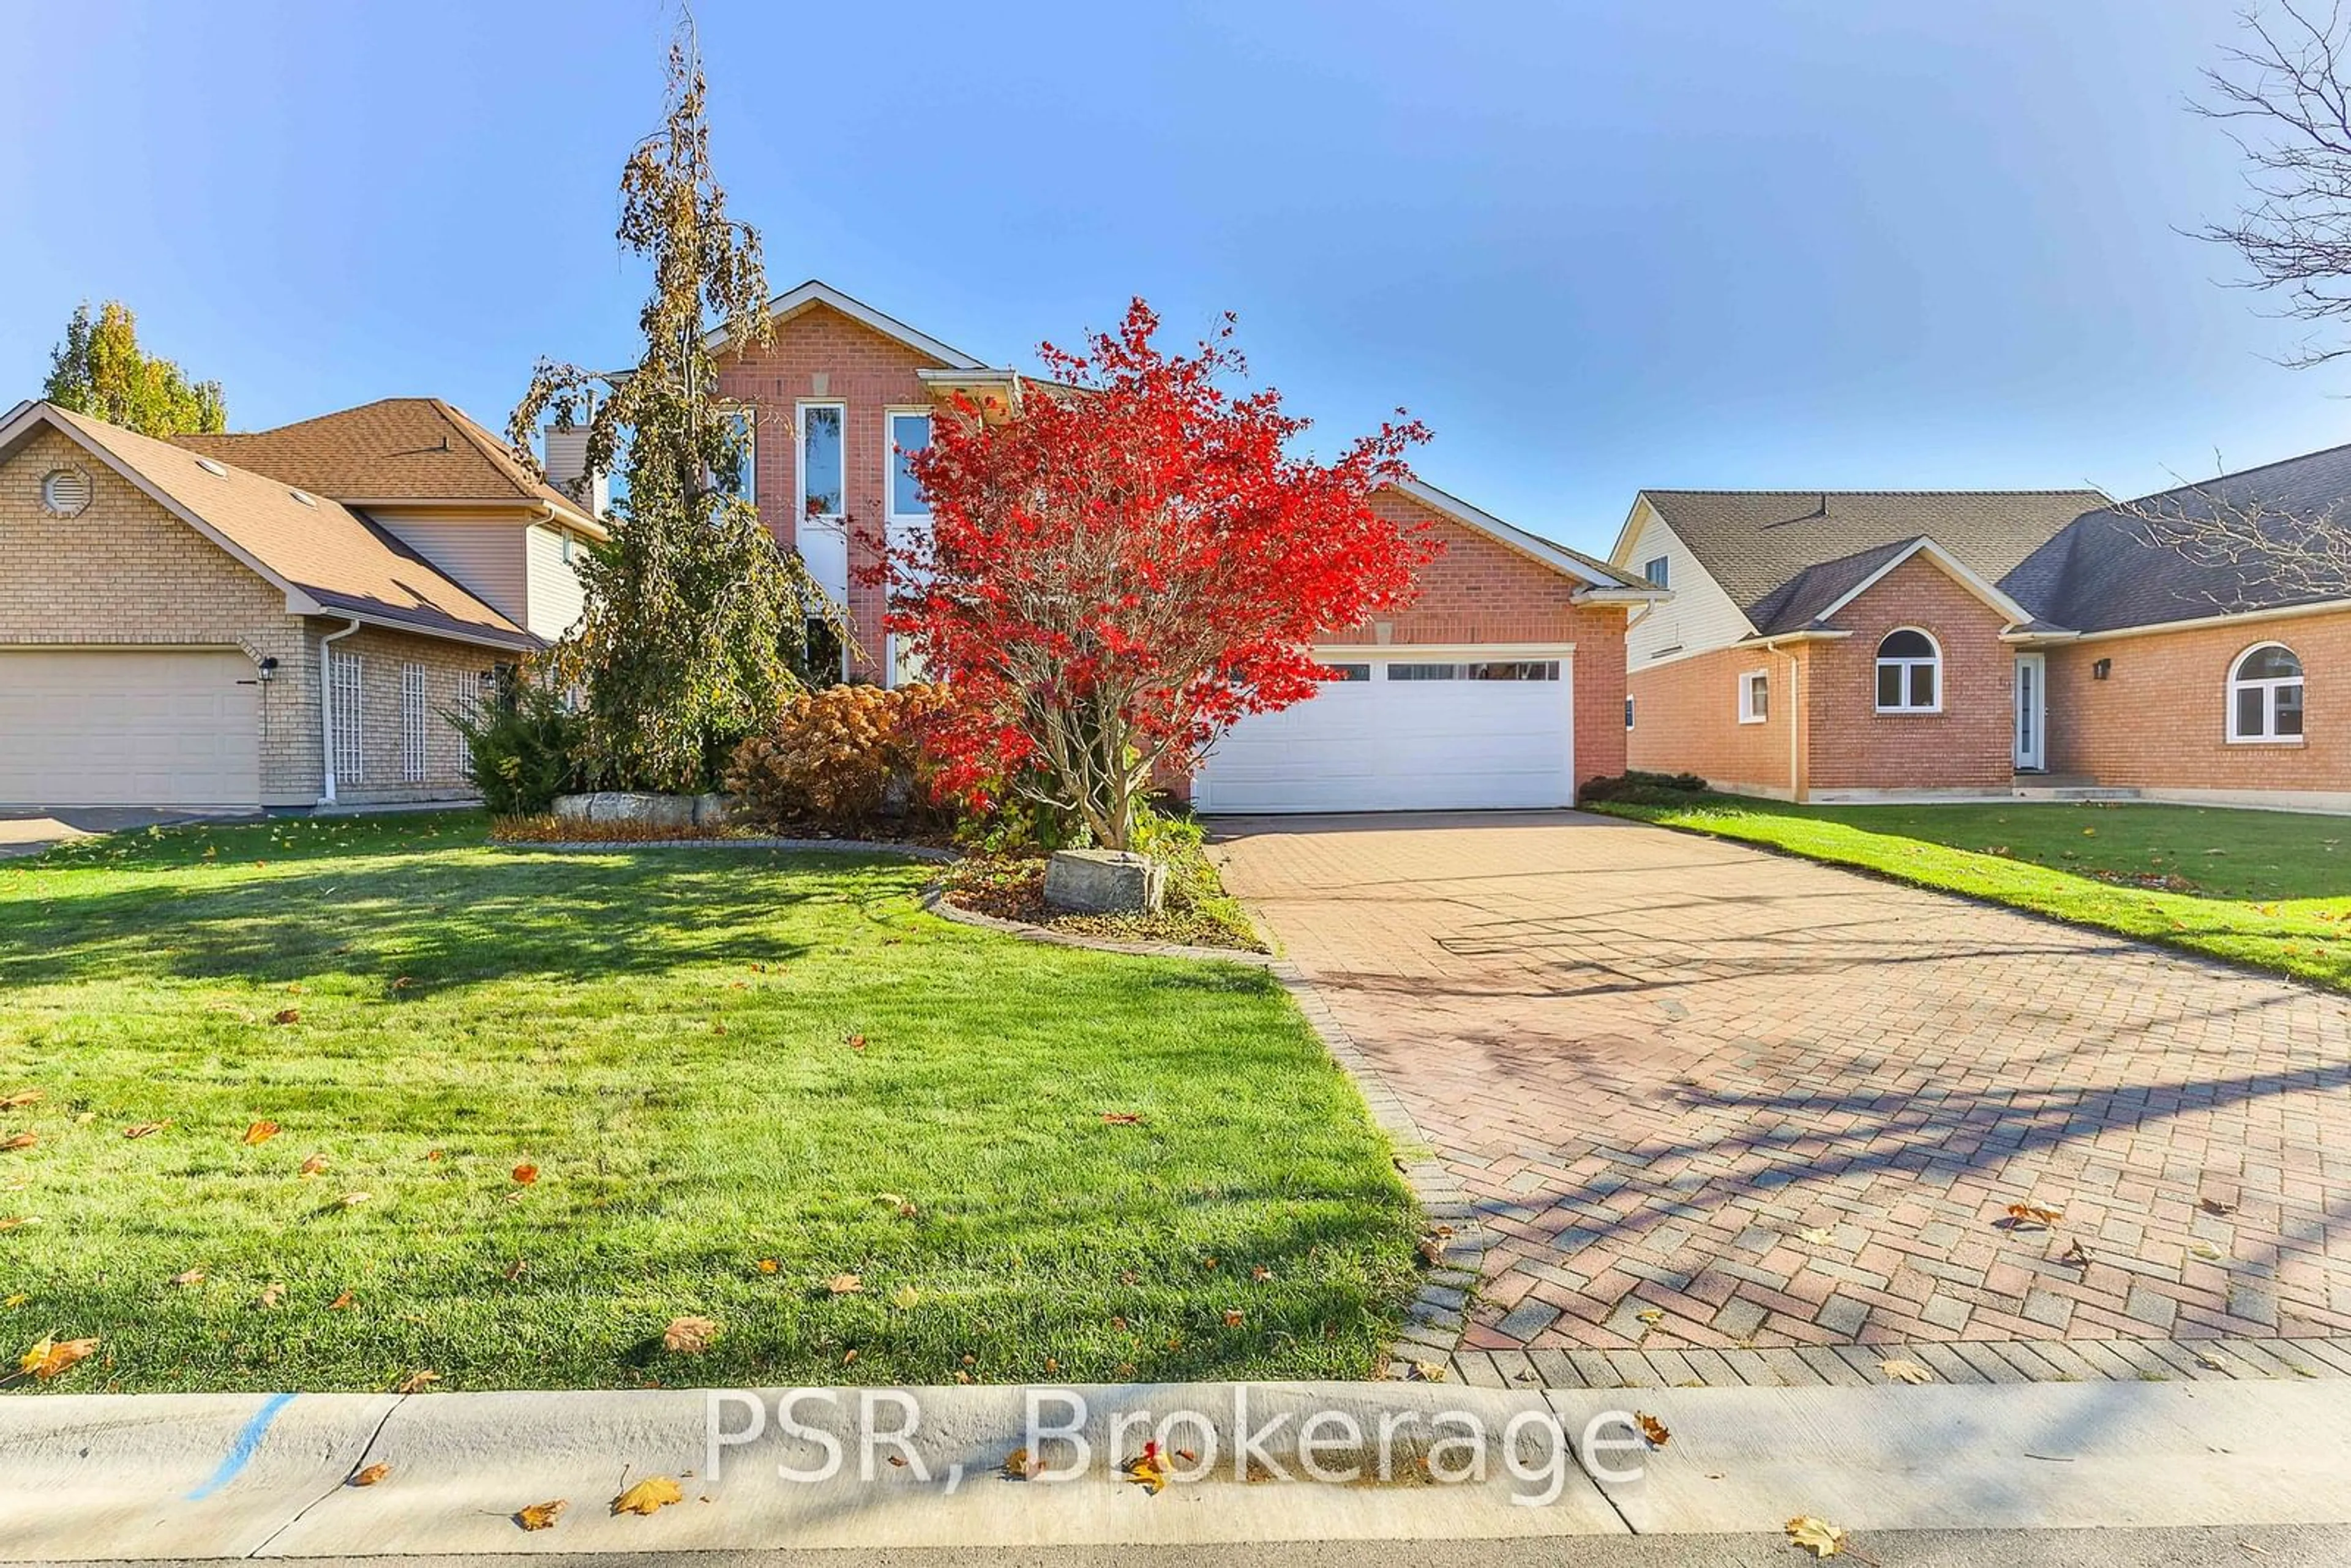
[6,1378,2351,1559]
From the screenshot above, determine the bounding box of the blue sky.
[3,1,2343,557]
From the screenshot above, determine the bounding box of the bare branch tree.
[2110,467,2351,609]
[2193,2,2351,366]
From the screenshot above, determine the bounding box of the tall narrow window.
[800,403,844,522]
[400,663,427,782]
[1739,669,1769,723]
[888,411,932,520]
[715,406,756,505]
[331,650,366,786]
[2228,642,2305,742]
[1874,628,1940,713]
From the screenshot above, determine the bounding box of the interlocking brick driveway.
[1214,811,2351,1386]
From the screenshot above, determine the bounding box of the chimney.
[542,426,610,519]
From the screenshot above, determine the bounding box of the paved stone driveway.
[1214,811,2351,1387]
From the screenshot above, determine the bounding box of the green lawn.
[0,813,1418,1394]
[1589,796,2351,992]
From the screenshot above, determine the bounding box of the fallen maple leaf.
[664,1315,719,1354]
[514,1499,567,1531]
[328,1291,356,1310]
[889,1284,920,1310]
[502,1258,529,1282]
[611,1476,684,1517]
[122,1121,170,1139]
[2057,1239,2093,1267]
[1785,1515,1848,1557]
[844,1032,867,1050]
[827,1274,864,1296]
[1251,1265,1272,1282]
[1125,1441,1169,1495]
[242,1120,281,1146]
[757,1258,779,1274]
[391,975,414,991]
[1880,1357,1934,1385]
[1635,1412,1670,1447]
[257,1282,287,1310]
[349,1463,391,1487]
[2199,1197,2237,1217]
[18,1335,99,1381]
[1003,1446,1038,1480]
[1100,1111,1144,1125]
[170,1268,206,1288]
[1799,1226,1839,1245]
[2004,1202,2063,1227]
[299,1153,329,1177]
[0,1091,40,1111]
[338,1191,370,1208]
[393,1368,439,1394]
[511,1163,539,1185]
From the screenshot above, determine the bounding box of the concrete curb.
[7,1379,2351,1558]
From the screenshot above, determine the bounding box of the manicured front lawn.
[1590,797,2351,992]
[0,814,1417,1394]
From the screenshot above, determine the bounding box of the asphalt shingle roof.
[2003,441,2351,633]
[1640,489,2105,625]
[177,398,596,527]
[1744,538,1922,635]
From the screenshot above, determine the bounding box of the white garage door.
[1193,653,1573,814]
[0,648,261,808]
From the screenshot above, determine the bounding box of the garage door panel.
[0,650,261,808]
[1196,655,1572,814]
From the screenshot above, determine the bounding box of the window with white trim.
[800,402,844,521]
[1738,668,1769,724]
[888,411,931,520]
[714,405,756,505]
[331,650,366,786]
[1874,628,1940,713]
[1642,555,1669,589]
[1387,660,1561,681]
[2228,642,2304,743]
[1625,696,1636,730]
[399,663,428,782]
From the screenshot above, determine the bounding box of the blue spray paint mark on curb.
[186,1392,296,1501]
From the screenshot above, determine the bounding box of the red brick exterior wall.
[2045,609,2350,797]
[1626,643,1796,795]
[717,306,940,681]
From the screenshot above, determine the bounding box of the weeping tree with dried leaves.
[881,299,1434,850]
[507,20,825,792]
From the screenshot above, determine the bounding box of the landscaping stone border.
[917,883,1280,966]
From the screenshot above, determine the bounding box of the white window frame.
[1738,668,1769,724]
[883,408,934,688]
[714,403,757,506]
[2227,640,2306,745]
[1643,554,1670,589]
[796,399,847,527]
[399,662,428,783]
[1625,695,1636,730]
[1874,627,1942,715]
[331,649,366,787]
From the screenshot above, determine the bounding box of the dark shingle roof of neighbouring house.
[1744,538,1922,635]
[2003,441,2351,634]
[1640,489,2105,623]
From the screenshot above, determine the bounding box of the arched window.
[1875,628,1940,713]
[2228,642,2304,742]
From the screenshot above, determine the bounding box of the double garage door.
[1192,652,1573,814]
[0,648,261,808]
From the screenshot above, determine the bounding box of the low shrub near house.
[726,683,955,835]
[453,680,589,816]
[1579,769,1712,807]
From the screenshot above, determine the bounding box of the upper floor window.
[1875,628,1940,713]
[1643,555,1670,589]
[714,406,756,505]
[800,402,844,520]
[888,411,932,520]
[1739,669,1769,724]
[2229,642,2304,743]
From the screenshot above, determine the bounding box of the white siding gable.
[1616,497,1755,667]
[525,524,587,639]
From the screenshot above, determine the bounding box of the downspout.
[1783,643,1802,803]
[317,618,362,808]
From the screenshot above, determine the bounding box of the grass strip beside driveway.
[0,812,1418,1394]
[1590,797,2351,993]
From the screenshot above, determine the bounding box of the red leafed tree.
[883,299,1435,850]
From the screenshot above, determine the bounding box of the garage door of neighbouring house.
[0,648,262,808]
[1191,651,1574,814]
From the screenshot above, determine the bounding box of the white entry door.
[2014,651,2046,772]
[1192,652,1574,814]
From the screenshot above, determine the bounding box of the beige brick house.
[712,280,1663,812]
[1611,444,2351,812]
[0,397,601,810]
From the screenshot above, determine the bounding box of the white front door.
[2013,651,2046,772]
[1193,652,1575,814]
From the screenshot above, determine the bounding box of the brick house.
[1610,445,2351,812]
[709,280,1663,812]
[0,397,600,809]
